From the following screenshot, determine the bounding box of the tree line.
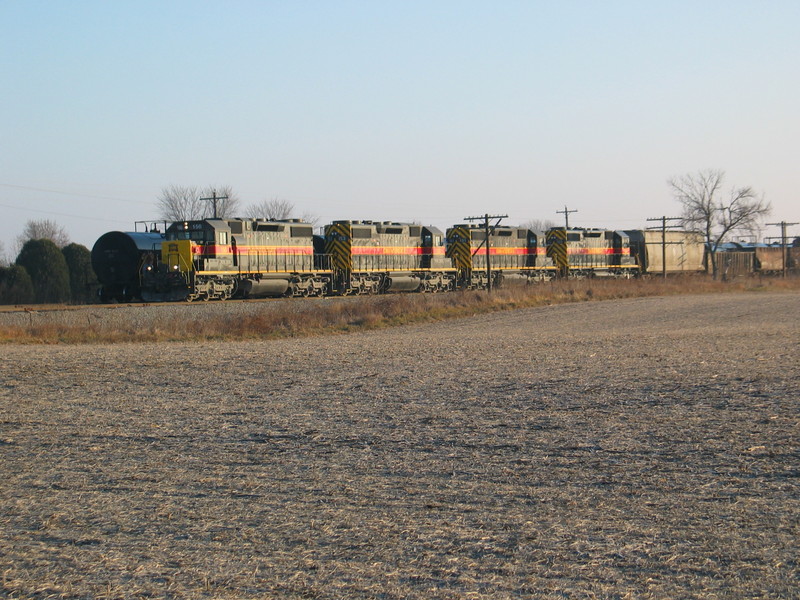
[0,229,97,305]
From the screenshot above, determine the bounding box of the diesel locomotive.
[545,228,639,278]
[141,218,323,302]
[446,224,555,287]
[324,220,455,294]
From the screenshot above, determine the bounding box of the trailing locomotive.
[324,220,455,294]
[546,228,639,277]
[446,224,555,287]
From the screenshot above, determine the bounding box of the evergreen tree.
[15,239,71,304]
[61,243,98,304]
[0,265,34,304]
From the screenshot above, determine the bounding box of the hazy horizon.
[2,1,798,253]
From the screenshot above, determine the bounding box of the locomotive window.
[171,230,207,242]
[384,227,403,235]
[567,233,581,241]
[497,230,512,237]
[290,226,313,237]
[518,230,528,239]
[256,224,284,232]
[229,222,243,234]
[219,232,228,245]
[352,228,372,239]
[409,226,421,237]
[436,235,443,246]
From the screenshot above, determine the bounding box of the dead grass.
[1,274,799,344]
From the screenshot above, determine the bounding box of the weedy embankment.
[1,275,798,344]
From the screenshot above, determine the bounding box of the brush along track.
[0,295,362,334]
[1,292,798,598]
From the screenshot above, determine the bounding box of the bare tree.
[245,198,295,220]
[157,185,241,221]
[668,169,771,278]
[0,240,7,267]
[157,185,202,221]
[244,198,320,225]
[520,218,558,232]
[298,210,320,226]
[17,219,71,249]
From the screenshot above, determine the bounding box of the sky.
[1,0,798,254]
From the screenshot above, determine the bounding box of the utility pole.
[200,190,228,219]
[464,213,508,292]
[556,205,578,229]
[646,216,682,279]
[765,220,799,277]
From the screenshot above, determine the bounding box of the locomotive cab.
[165,220,233,265]
[421,226,448,269]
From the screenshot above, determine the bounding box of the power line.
[556,205,578,228]
[0,182,147,205]
[464,213,508,293]
[0,201,132,225]
[646,216,683,279]
[200,190,228,219]
[765,220,799,277]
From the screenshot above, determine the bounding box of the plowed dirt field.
[1,292,798,599]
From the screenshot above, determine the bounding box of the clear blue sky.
[1,0,798,251]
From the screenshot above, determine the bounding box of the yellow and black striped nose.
[324,222,353,271]
[446,225,473,270]
[546,228,568,271]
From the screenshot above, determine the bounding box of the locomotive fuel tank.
[385,275,421,292]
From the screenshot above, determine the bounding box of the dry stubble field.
[1,292,798,599]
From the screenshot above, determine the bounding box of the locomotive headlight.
[145,265,152,271]
[173,265,179,270]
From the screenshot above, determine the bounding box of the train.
[89,216,723,302]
